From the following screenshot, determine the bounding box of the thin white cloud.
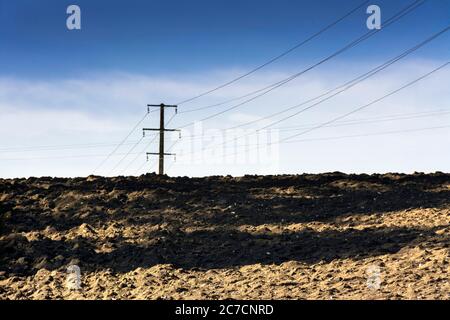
[0,59,449,177]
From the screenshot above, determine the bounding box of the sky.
[0,0,449,177]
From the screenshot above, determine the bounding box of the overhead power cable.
[281,62,449,142]
[92,112,150,174]
[107,136,145,176]
[257,25,450,132]
[176,0,426,128]
[4,124,448,163]
[177,109,450,141]
[179,22,446,156]
[286,125,450,144]
[182,61,449,160]
[118,134,159,175]
[176,0,369,107]
[0,140,148,153]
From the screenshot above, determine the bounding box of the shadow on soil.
[1,224,447,275]
[1,172,449,275]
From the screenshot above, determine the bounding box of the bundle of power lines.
[92,0,450,175]
[5,0,445,176]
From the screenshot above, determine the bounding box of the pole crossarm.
[143,128,180,132]
[147,152,175,156]
[147,103,178,114]
[147,104,177,107]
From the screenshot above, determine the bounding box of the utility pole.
[143,103,179,175]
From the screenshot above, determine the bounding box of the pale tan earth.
[1,172,449,300]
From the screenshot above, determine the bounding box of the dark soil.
[1,172,449,299]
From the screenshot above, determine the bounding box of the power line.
[0,151,145,161]
[257,25,450,132]
[281,62,449,142]
[179,22,446,155]
[119,108,177,178]
[276,110,450,132]
[183,62,449,160]
[202,123,450,161]
[181,26,450,142]
[131,138,180,176]
[286,125,450,144]
[272,109,450,129]
[165,112,177,127]
[4,123,448,163]
[0,139,149,153]
[4,113,448,164]
[175,0,426,127]
[227,26,449,132]
[176,0,369,107]
[3,109,446,157]
[107,135,145,176]
[118,135,158,175]
[87,0,367,175]
[133,159,151,176]
[165,158,177,174]
[167,139,180,153]
[92,111,150,174]
[133,154,160,176]
[108,107,178,176]
[178,109,450,141]
[91,0,424,176]
[179,124,450,163]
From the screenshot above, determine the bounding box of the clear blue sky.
[0,0,449,78]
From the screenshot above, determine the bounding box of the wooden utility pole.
[143,103,179,175]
